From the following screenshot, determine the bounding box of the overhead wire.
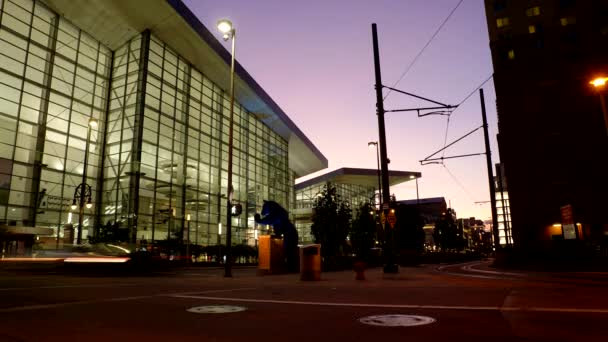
[442,163,477,203]
[456,73,494,107]
[384,0,464,100]
[438,74,493,157]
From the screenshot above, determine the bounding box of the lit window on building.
[496,17,510,28]
[526,6,541,17]
[560,17,576,26]
[508,49,515,59]
[528,25,536,34]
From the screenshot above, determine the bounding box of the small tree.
[310,183,351,259]
[350,202,376,262]
[395,204,425,252]
[433,208,462,251]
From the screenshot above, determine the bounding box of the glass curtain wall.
[295,182,375,243]
[0,0,291,248]
[0,0,110,244]
[102,32,290,248]
[496,191,512,245]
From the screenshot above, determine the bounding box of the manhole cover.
[358,314,435,327]
[187,305,247,314]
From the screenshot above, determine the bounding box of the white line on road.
[0,288,256,313]
[461,263,524,277]
[435,262,524,280]
[167,295,608,314]
[0,283,138,291]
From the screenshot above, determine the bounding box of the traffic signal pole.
[479,89,500,249]
[372,23,398,274]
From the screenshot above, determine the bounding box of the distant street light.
[186,213,191,263]
[590,77,608,136]
[368,141,382,210]
[72,118,97,244]
[410,174,420,205]
[218,18,236,277]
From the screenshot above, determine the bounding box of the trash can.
[299,244,321,281]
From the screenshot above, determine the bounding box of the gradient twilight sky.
[183,0,499,221]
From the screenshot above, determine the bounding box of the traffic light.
[230,203,242,216]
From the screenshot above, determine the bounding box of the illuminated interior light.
[64,257,129,263]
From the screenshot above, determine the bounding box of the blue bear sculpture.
[255,200,299,272]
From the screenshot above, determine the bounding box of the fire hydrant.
[353,261,366,280]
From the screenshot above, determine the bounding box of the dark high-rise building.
[484,0,608,251]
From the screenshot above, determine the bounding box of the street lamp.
[73,117,97,244]
[368,141,382,210]
[590,77,608,136]
[410,174,420,205]
[218,18,236,277]
[186,213,191,263]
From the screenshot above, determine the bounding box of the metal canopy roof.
[295,167,421,191]
[41,0,327,177]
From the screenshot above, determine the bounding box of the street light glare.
[89,118,98,128]
[217,19,233,34]
[590,77,608,88]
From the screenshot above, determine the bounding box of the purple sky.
[183,0,499,221]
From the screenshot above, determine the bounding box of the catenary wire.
[384,0,464,100]
[438,73,493,156]
[442,163,477,203]
[456,73,494,107]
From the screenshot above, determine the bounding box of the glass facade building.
[295,182,376,243]
[294,168,419,243]
[0,0,326,250]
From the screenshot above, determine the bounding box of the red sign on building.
[560,205,573,225]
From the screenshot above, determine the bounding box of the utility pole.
[372,23,398,274]
[479,89,499,249]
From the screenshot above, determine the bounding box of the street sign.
[380,213,386,225]
[387,211,396,228]
[560,204,576,239]
[560,205,573,225]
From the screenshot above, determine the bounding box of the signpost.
[387,210,396,229]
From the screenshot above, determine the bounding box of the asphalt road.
[1,262,607,342]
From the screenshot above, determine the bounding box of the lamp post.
[409,175,419,206]
[186,214,191,263]
[590,77,608,136]
[72,118,97,244]
[217,19,236,277]
[371,24,398,273]
[368,141,382,210]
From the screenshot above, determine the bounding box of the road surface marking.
[0,283,138,291]
[168,294,608,314]
[0,295,154,313]
[359,314,436,327]
[187,305,247,314]
[461,263,524,277]
[0,288,256,313]
[435,262,524,280]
